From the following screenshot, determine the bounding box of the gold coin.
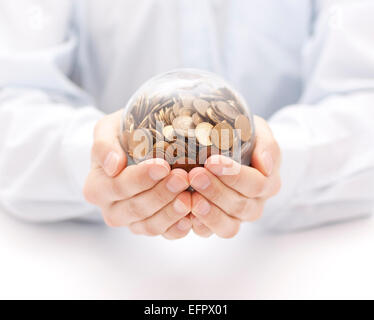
[149,128,163,141]
[172,100,181,115]
[164,107,173,125]
[215,101,239,120]
[206,107,221,124]
[192,112,203,126]
[160,98,174,110]
[162,125,176,142]
[193,99,210,117]
[218,87,235,100]
[211,122,234,150]
[234,115,252,142]
[153,141,170,160]
[138,115,149,128]
[172,116,195,137]
[153,140,170,150]
[227,100,243,113]
[169,110,176,123]
[179,107,194,117]
[195,122,213,146]
[129,128,153,161]
[164,143,177,164]
[158,109,166,122]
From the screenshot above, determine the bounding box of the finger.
[189,167,260,221]
[163,217,192,240]
[191,215,213,238]
[251,115,281,177]
[129,191,191,236]
[92,111,127,177]
[84,158,171,205]
[191,192,241,239]
[204,155,269,198]
[106,169,189,226]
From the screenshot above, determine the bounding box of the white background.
[1,210,374,300]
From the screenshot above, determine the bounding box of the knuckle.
[164,205,179,224]
[225,172,241,188]
[232,198,249,217]
[208,184,223,204]
[126,200,145,221]
[131,170,146,190]
[207,210,222,229]
[253,177,267,195]
[152,185,170,206]
[110,179,124,199]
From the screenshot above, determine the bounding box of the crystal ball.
[120,69,255,171]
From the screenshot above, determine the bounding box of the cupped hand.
[189,115,282,238]
[83,111,192,239]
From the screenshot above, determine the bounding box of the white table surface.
[0,210,374,300]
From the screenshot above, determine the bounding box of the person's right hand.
[83,111,192,239]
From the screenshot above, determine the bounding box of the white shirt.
[0,0,373,230]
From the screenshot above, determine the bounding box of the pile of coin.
[121,85,253,171]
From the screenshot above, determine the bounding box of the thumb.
[92,111,127,177]
[251,116,280,177]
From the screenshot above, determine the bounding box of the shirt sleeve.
[259,0,374,231]
[0,0,104,222]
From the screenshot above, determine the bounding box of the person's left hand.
[188,116,281,238]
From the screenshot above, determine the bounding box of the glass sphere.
[120,69,255,171]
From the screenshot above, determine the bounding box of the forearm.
[0,87,103,222]
[260,91,374,231]
[256,0,374,230]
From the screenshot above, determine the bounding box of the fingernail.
[177,219,190,231]
[166,174,189,193]
[173,198,188,214]
[104,152,120,176]
[190,172,211,190]
[261,151,273,176]
[194,198,211,216]
[148,164,170,181]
